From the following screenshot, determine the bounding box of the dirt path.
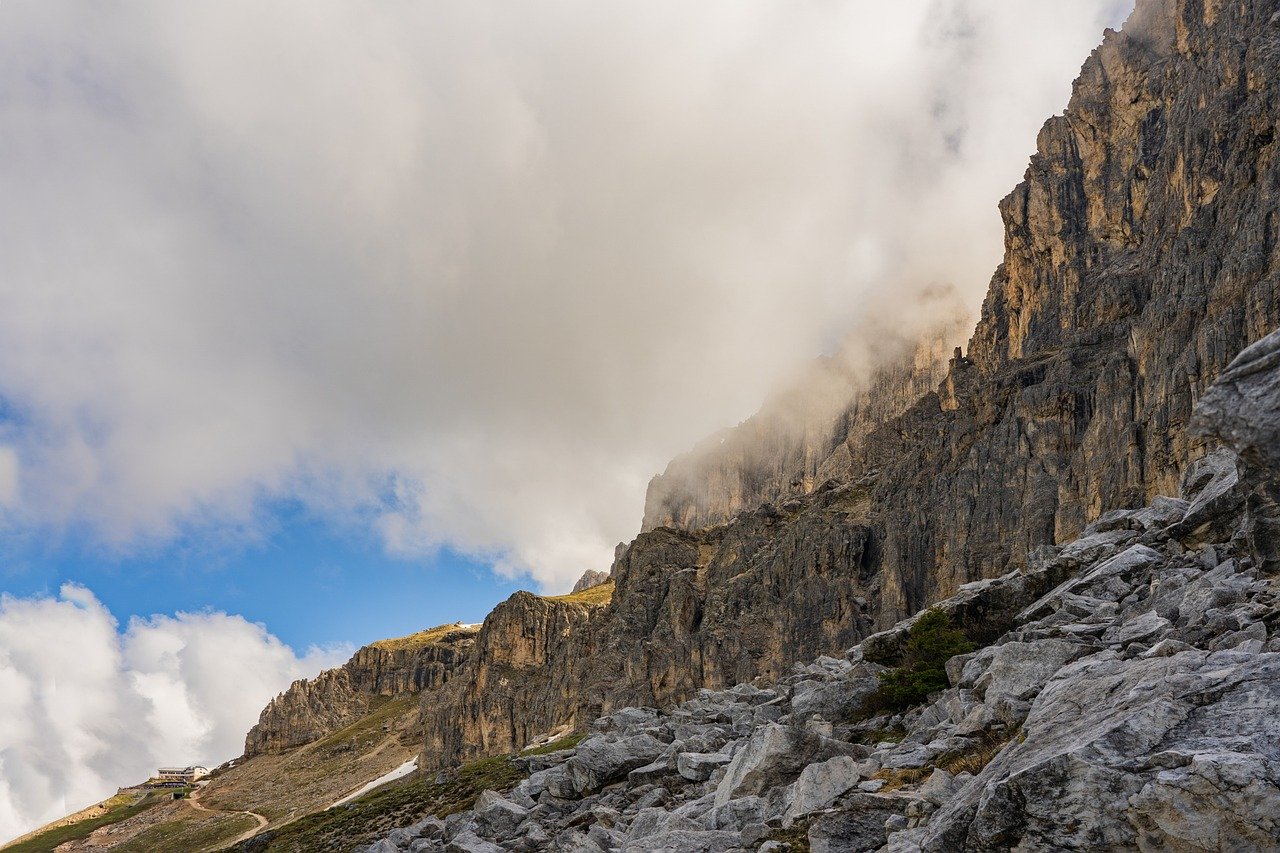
[187,790,269,848]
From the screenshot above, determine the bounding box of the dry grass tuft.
[871,766,932,791]
[543,580,614,607]
[370,623,479,652]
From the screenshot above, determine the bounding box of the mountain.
[15,0,1280,849]
[245,624,481,756]
[412,0,1280,775]
[353,335,1280,849]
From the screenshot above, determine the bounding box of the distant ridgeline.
[244,623,482,756]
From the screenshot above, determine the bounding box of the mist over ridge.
[0,1,1132,589]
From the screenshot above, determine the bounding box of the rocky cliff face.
[245,624,478,756]
[361,325,1280,851]
[859,0,1280,623]
[419,587,613,766]
[402,0,1280,774]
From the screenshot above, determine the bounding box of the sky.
[0,0,1133,842]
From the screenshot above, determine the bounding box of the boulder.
[444,831,504,853]
[676,751,732,782]
[714,723,864,807]
[472,790,528,839]
[564,734,665,796]
[806,793,914,853]
[782,755,863,826]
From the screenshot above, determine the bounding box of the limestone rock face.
[418,590,611,765]
[654,0,1280,620]
[571,569,611,594]
[397,0,1280,808]
[244,625,478,756]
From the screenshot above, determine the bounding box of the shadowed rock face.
[244,626,478,756]
[861,0,1280,623]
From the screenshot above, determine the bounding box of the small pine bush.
[865,608,974,713]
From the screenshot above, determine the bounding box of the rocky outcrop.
[418,590,612,766]
[572,570,611,594]
[244,624,478,756]
[360,330,1280,850]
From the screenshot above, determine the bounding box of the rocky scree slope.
[358,327,1280,852]
[246,625,480,756]
[409,0,1280,772]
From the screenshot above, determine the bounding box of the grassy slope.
[368,624,477,653]
[227,733,584,853]
[543,580,614,607]
[109,809,257,853]
[7,695,422,852]
[198,695,421,823]
[1,791,170,853]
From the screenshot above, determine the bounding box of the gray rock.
[444,831,504,853]
[790,663,884,721]
[628,755,678,785]
[915,649,1280,851]
[1105,610,1171,646]
[472,790,528,838]
[973,639,1089,711]
[1191,331,1280,475]
[1140,638,1193,658]
[708,795,766,831]
[714,723,863,806]
[565,734,666,796]
[806,793,913,853]
[782,755,863,826]
[677,751,732,782]
[621,829,741,853]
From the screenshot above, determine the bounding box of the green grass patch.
[229,754,525,852]
[3,791,168,853]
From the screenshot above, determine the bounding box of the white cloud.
[0,1,1133,587]
[0,585,346,843]
[0,447,18,509]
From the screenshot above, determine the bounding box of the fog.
[0,1,1131,587]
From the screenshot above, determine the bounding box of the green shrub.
[865,609,973,713]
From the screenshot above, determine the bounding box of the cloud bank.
[0,585,345,842]
[0,1,1132,587]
